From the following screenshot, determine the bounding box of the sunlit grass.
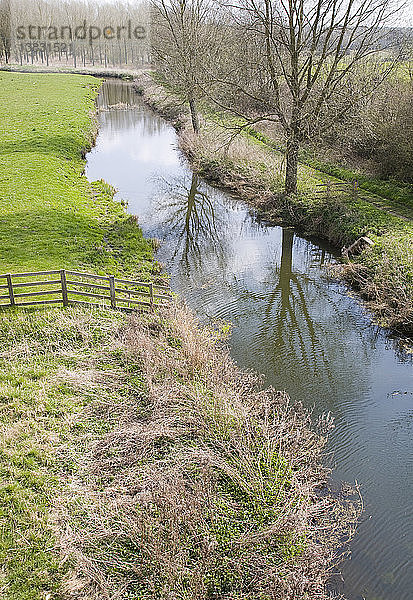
[0,72,157,598]
[0,306,127,599]
[0,72,154,277]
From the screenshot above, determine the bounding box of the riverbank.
[0,72,156,277]
[135,74,413,336]
[0,72,355,599]
[0,63,144,79]
[209,107,413,216]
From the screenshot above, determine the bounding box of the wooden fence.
[314,180,359,197]
[0,270,172,311]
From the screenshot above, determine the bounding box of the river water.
[86,80,413,600]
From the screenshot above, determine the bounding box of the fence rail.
[0,270,172,311]
[313,180,359,197]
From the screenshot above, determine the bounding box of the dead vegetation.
[0,301,358,599]
[333,237,413,332]
[42,304,358,600]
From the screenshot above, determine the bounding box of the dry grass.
[334,236,413,332]
[47,304,358,600]
[0,304,357,598]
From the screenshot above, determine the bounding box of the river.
[86,80,413,600]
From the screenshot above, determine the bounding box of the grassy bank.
[1,304,354,600]
[0,73,354,599]
[0,72,155,277]
[136,74,413,335]
[0,71,152,598]
[233,122,413,217]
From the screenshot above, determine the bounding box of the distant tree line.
[1,0,151,68]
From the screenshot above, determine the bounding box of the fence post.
[6,274,15,306]
[109,276,116,309]
[351,180,359,200]
[149,283,154,310]
[60,270,69,307]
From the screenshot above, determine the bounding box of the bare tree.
[216,0,403,194]
[151,0,226,132]
[0,0,11,63]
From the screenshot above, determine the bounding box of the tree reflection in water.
[228,227,369,396]
[155,170,370,395]
[156,172,228,275]
[265,228,332,376]
[156,173,358,387]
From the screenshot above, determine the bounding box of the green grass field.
[0,72,154,276]
[0,72,155,598]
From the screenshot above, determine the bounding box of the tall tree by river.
[151,0,227,132]
[213,0,404,194]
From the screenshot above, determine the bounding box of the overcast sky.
[28,0,413,26]
[95,0,413,24]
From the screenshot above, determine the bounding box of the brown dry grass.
[51,304,358,600]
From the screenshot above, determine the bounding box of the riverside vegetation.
[135,73,413,335]
[0,72,356,599]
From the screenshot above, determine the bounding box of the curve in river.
[86,80,413,600]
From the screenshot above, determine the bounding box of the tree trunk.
[188,96,200,134]
[285,133,299,195]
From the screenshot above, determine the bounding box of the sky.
[84,0,413,25]
[9,0,413,27]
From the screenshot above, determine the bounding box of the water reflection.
[265,228,330,373]
[97,79,141,108]
[86,82,413,600]
[157,173,226,273]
